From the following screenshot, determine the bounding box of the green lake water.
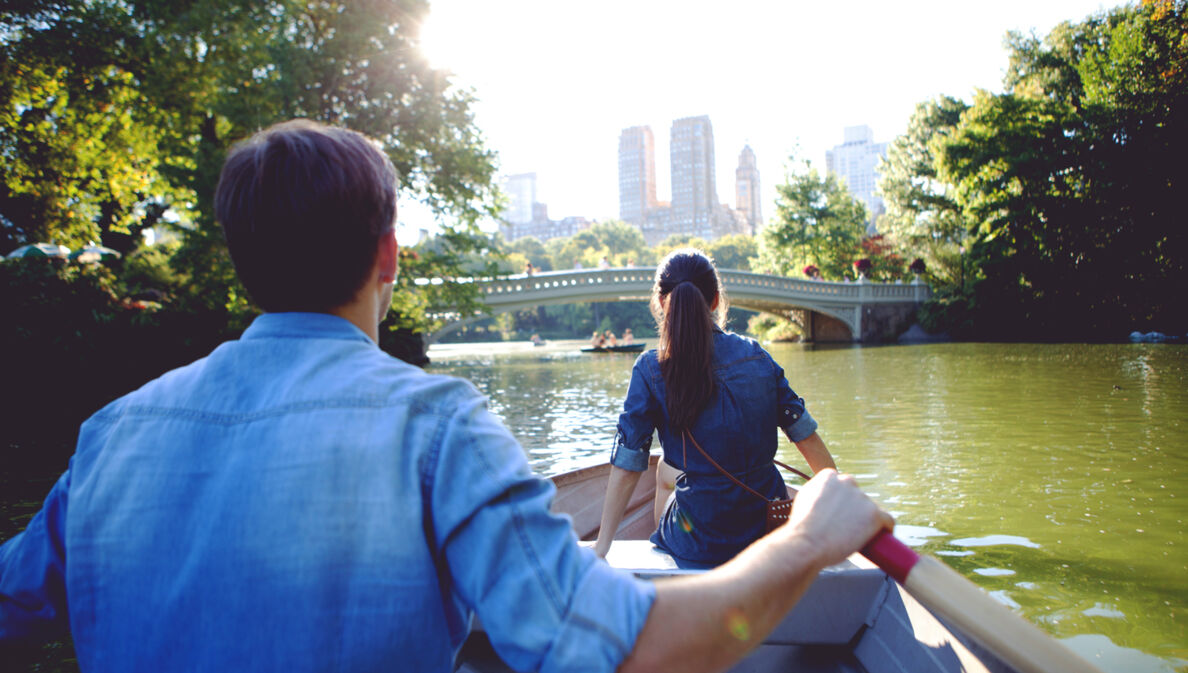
[428,339,1187,673]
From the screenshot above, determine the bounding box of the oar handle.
[858,530,1105,673]
[860,529,918,584]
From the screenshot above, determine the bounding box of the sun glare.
[417,11,455,72]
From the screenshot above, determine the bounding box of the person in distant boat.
[530,333,544,345]
[621,328,634,345]
[0,121,890,673]
[594,249,839,568]
[604,329,618,347]
[591,330,605,348]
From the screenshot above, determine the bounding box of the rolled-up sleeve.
[609,356,658,472]
[429,389,655,673]
[773,358,819,442]
[0,466,71,643]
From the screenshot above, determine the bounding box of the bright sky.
[404,0,1113,240]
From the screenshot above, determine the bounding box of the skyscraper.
[617,126,657,225]
[825,126,888,233]
[735,144,762,233]
[670,115,717,239]
[501,172,537,226]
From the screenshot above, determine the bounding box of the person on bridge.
[0,121,889,673]
[594,248,839,569]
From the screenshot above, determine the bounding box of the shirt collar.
[241,312,375,345]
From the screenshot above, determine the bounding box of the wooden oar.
[861,531,1105,673]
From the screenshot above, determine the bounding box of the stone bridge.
[423,267,929,344]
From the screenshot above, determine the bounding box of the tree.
[546,220,650,269]
[507,236,552,271]
[0,10,192,252]
[0,0,501,336]
[652,234,709,262]
[756,159,867,279]
[706,234,758,271]
[933,1,1187,338]
[877,96,971,290]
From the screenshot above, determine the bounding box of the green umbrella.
[6,243,71,259]
[69,244,121,263]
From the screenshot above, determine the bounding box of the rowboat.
[580,342,646,354]
[456,456,1031,673]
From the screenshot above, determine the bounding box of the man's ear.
[378,230,399,284]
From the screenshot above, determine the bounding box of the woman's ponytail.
[651,249,727,434]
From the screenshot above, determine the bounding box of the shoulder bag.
[682,431,811,533]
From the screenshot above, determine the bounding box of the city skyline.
[405,0,1111,242]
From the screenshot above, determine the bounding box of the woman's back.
[596,248,830,569]
[625,332,807,564]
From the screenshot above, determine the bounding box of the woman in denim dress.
[593,249,837,568]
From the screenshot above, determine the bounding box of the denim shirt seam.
[114,397,417,426]
[466,423,566,619]
[713,352,765,371]
[565,612,632,659]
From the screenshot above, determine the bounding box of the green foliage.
[650,233,759,272]
[545,220,652,269]
[506,236,552,271]
[118,240,182,300]
[0,0,501,335]
[871,2,1187,338]
[756,159,867,279]
[0,259,230,461]
[857,235,906,281]
[387,229,503,335]
[0,58,191,252]
[746,313,803,343]
[877,96,971,290]
[706,234,759,272]
[929,1,1187,338]
[653,234,707,261]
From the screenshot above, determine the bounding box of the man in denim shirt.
[0,120,891,672]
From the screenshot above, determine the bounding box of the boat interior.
[455,457,1017,673]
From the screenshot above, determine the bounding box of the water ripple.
[951,534,1042,549]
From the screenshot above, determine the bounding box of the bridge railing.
[474,268,654,297]
[418,267,928,307]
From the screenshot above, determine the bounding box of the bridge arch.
[422,267,929,344]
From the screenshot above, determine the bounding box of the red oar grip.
[860,530,920,584]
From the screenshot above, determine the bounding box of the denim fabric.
[0,313,654,672]
[610,330,818,566]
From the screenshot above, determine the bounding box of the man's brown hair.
[215,119,397,313]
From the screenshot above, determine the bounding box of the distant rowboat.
[580,342,645,354]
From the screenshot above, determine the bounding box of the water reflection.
[428,339,1188,672]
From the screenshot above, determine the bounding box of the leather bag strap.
[682,431,809,502]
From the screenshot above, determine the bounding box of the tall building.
[501,172,537,226]
[824,126,888,233]
[670,115,718,240]
[735,144,762,233]
[617,126,657,225]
